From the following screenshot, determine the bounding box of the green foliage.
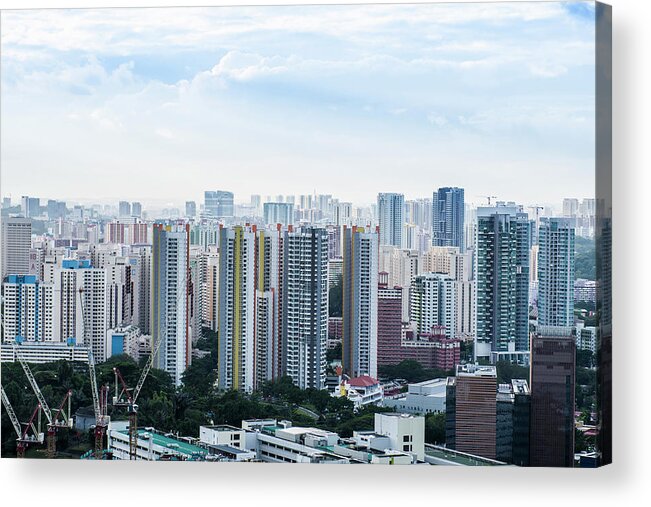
[328,274,343,318]
[575,236,596,280]
[576,349,595,369]
[425,412,446,444]
[378,360,452,383]
[495,361,529,384]
[326,342,342,362]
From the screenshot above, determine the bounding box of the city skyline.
[1,3,596,204]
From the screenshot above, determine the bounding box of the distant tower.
[432,187,465,251]
[377,193,404,248]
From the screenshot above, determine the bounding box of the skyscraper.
[432,187,465,251]
[1,216,32,279]
[342,226,379,378]
[537,217,575,327]
[475,205,530,363]
[282,226,328,389]
[152,224,191,386]
[529,327,576,467]
[205,190,234,218]
[377,272,403,367]
[377,193,404,248]
[218,226,255,392]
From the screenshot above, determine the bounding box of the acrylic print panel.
[0,1,611,466]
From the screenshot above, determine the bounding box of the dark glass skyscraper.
[432,187,465,251]
[529,327,576,467]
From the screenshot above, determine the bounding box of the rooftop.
[115,428,206,457]
[348,375,379,387]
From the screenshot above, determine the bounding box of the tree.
[326,342,342,362]
[425,412,446,444]
[328,274,343,317]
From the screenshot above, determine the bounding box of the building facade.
[342,226,379,379]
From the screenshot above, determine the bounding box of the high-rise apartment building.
[342,226,379,379]
[377,272,403,367]
[185,201,197,218]
[1,216,32,280]
[432,187,465,251]
[152,224,191,386]
[205,190,235,218]
[254,226,284,386]
[56,259,109,362]
[377,193,404,248]
[282,227,328,389]
[475,205,530,363]
[537,218,575,327]
[1,275,56,343]
[131,202,142,218]
[218,226,255,392]
[410,273,457,338]
[529,327,576,467]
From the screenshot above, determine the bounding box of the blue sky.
[1,2,597,207]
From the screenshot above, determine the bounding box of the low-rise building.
[107,421,208,461]
[338,375,384,408]
[383,378,447,415]
[1,342,90,363]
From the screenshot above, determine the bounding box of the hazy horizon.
[1,2,597,206]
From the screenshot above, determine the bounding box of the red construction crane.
[1,384,44,458]
[14,346,73,458]
[88,350,110,459]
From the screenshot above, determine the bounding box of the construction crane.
[88,350,110,459]
[1,385,44,458]
[113,334,163,460]
[480,195,498,206]
[14,346,73,458]
[112,266,188,460]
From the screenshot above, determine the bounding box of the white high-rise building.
[218,226,255,392]
[342,226,379,379]
[1,216,32,279]
[282,227,328,389]
[56,259,109,361]
[537,218,575,327]
[152,224,190,386]
[1,275,57,343]
[410,273,457,338]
